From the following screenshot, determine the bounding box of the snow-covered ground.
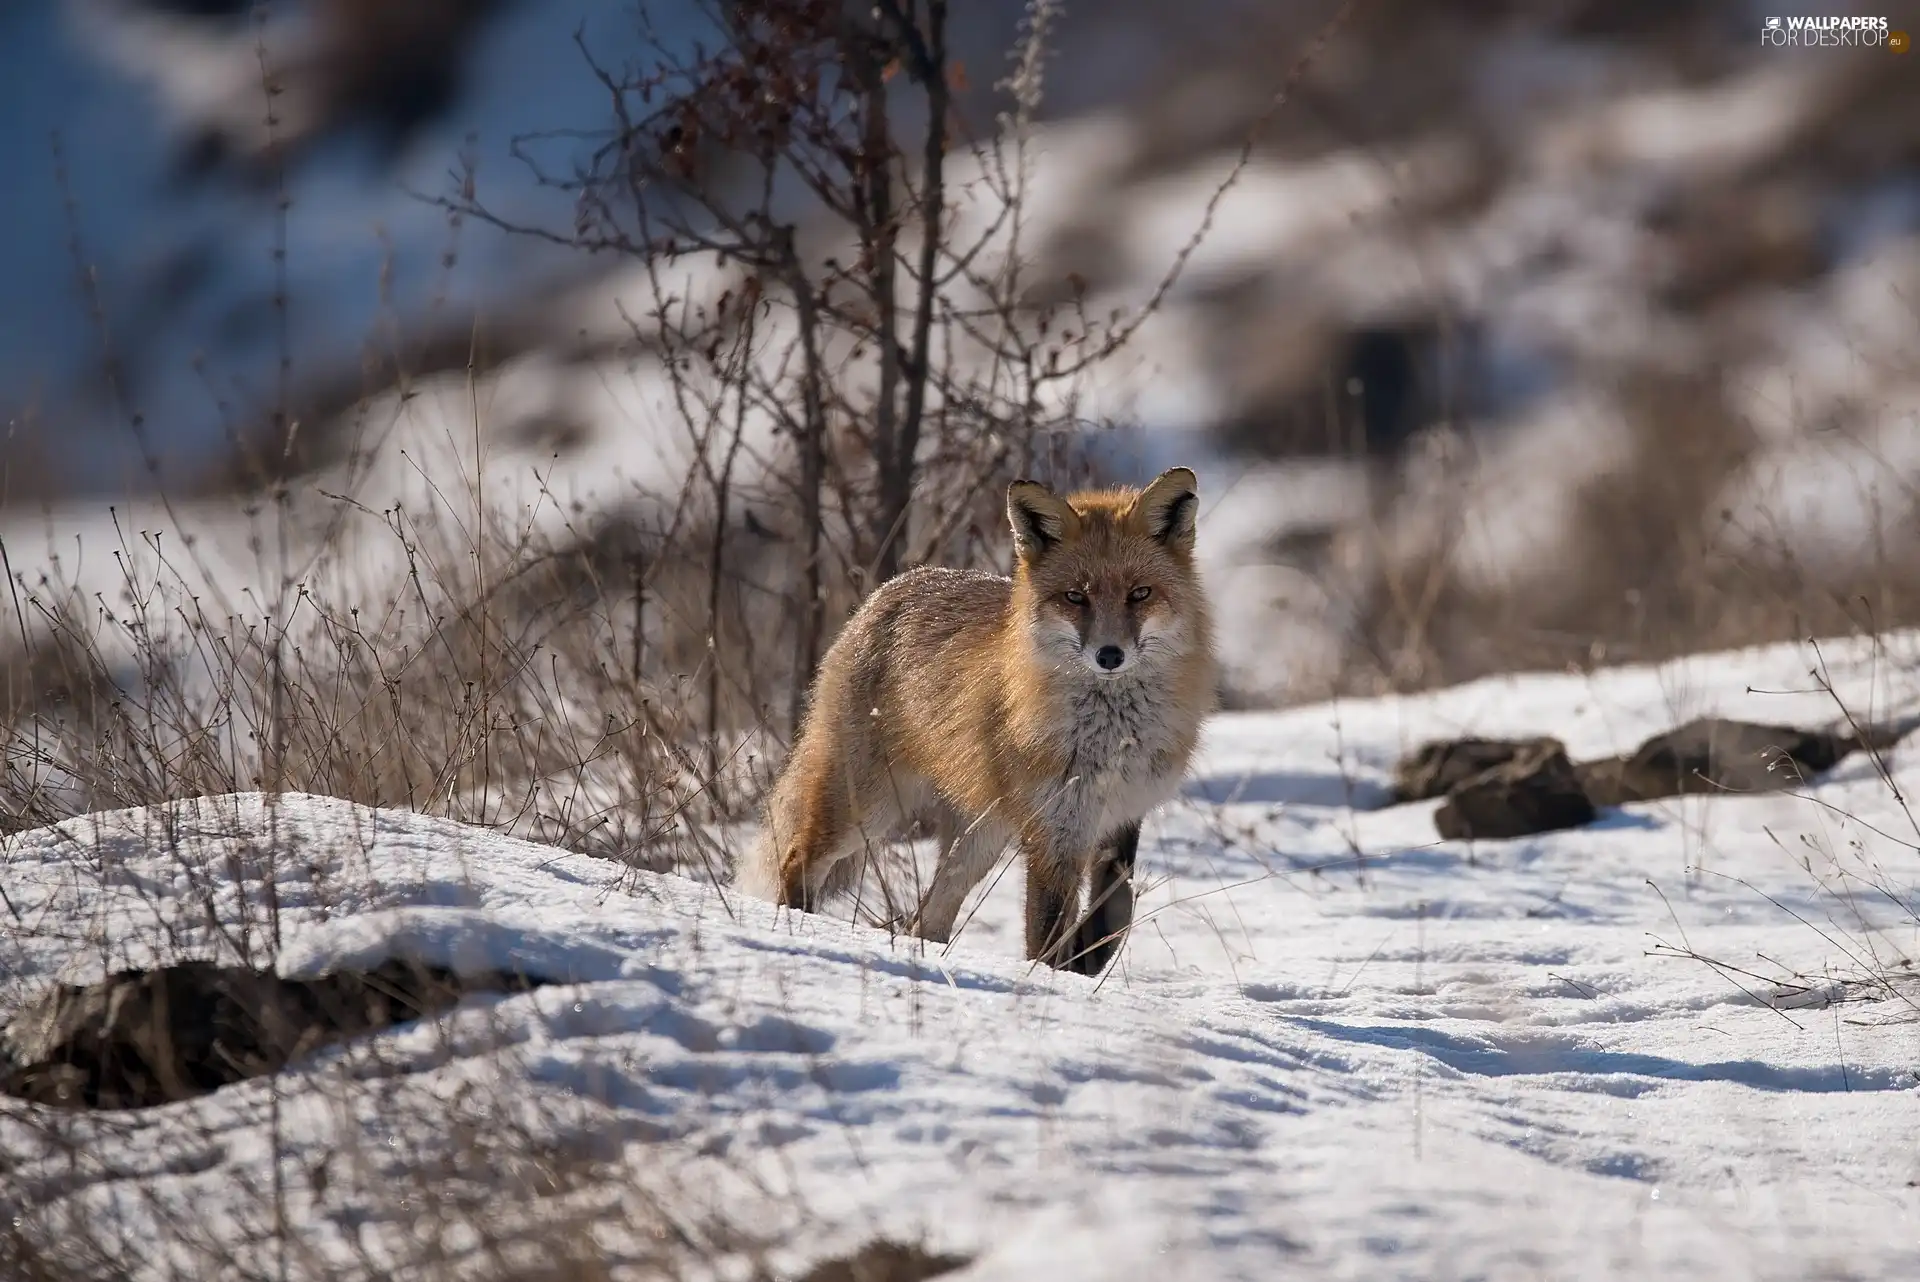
[5,631,1920,1279]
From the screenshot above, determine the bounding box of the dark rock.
[1434,740,1595,841]
[1392,736,1568,803]
[1,958,543,1110]
[1572,756,1642,807]
[791,1240,971,1282]
[1578,718,1851,806]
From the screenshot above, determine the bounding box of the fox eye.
[1064,589,1088,606]
[1128,585,1153,603]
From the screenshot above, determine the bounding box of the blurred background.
[3,0,1918,717]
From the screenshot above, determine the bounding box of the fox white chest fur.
[1039,678,1191,858]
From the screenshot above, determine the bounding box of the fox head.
[1007,467,1204,680]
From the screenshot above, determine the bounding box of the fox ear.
[1132,467,1199,549]
[1007,479,1075,558]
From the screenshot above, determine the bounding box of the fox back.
[735,467,1216,976]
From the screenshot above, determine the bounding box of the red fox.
[735,467,1217,976]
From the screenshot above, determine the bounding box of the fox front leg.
[1023,840,1083,970]
[1068,821,1139,977]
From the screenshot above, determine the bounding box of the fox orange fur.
[734,467,1217,976]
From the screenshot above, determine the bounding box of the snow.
[1541,63,1826,179]
[6,631,1920,1279]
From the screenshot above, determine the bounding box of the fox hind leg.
[743,752,858,911]
[745,748,921,915]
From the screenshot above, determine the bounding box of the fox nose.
[1095,645,1125,671]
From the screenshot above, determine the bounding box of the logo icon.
[1892,29,1911,52]
[1765,16,1781,29]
